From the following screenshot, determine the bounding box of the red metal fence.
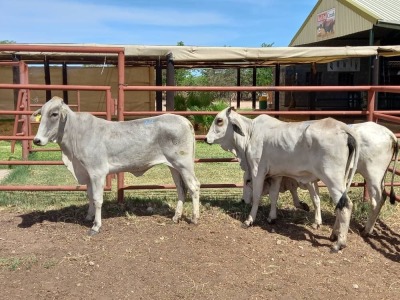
[1,45,400,203]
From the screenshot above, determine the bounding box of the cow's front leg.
[85,196,95,222]
[243,175,265,227]
[87,175,106,236]
[267,177,282,224]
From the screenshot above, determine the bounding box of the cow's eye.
[51,112,59,117]
[216,118,223,126]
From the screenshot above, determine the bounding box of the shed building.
[286,0,400,110]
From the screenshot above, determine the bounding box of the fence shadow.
[361,219,400,262]
[17,197,177,229]
[15,195,400,262]
[202,196,400,262]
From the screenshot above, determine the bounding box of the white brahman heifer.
[205,107,360,252]
[32,96,200,235]
[242,121,398,236]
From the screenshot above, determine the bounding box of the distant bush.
[174,92,228,132]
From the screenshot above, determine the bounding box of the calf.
[32,97,200,235]
[243,122,398,236]
[206,108,359,251]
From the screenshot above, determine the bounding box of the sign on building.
[317,8,335,39]
[327,58,360,72]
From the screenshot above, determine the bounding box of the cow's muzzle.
[203,137,213,145]
[33,138,42,146]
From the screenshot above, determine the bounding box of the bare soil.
[0,201,399,300]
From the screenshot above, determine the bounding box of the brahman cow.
[242,121,398,236]
[32,97,200,235]
[205,107,359,251]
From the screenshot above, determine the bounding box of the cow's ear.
[232,123,244,136]
[60,105,68,121]
[30,108,41,122]
[229,112,245,136]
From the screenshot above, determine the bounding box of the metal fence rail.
[0,44,400,204]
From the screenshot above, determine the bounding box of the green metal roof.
[350,0,400,25]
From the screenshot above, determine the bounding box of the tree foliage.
[172,42,275,100]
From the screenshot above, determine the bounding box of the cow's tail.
[345,132,360,192]
[388,138,399,204]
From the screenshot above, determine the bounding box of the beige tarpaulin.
[1,44,400,66]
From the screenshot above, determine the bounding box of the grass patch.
[1,139,400,229]
[0,255,38,271]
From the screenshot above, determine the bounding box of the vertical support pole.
[309,63,317,120]
[372,55,380,110]
[166,53,175,111]
[367,90,375,122]
[117,51,126,203]
[274,64,281,112]
[368,28,375,85]
[62,62,69,104]
[19,61,29,159]
[44,57,51,101]
[12,54,20,110]
[21,91,29,160]
[236,68,241,109]
[155,59,163,111]
[105,89,112,189]
[252,67,257,109]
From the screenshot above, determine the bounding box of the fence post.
[117,51,126,203]
[367,90,375,122]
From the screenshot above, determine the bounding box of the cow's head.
[204,107,246,149]
[32,96,69,146]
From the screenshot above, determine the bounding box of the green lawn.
[0,140,399,226]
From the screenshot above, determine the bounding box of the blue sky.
[1,0,316,47]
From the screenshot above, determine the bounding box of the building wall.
[282,57,370,110]
[291,0,374,46]
[0,65,155,118]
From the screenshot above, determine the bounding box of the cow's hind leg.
[362,183,384,236]
[169,167,200,224]
[169,168,186,223]
[87,175,106,236]
[330,191,353,252]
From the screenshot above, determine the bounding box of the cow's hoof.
[267,218,276,224]
[191,217,199,225]
[329,232,338,242]
[88,229,99,236]
[85,215,94,222]
[330,242,346,253]
[299,201,310,212]
[311,223,321,230]
[360,227,372,237]
[172,216,181,224]
[241,221,252,228]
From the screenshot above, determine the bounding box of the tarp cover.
[1,44,400,66]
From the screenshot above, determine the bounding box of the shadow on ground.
[16,194,400,262]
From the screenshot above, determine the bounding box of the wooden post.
[156,59,163,111]
[166,53,175,111]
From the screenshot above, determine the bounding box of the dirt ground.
[0,200,399,300]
